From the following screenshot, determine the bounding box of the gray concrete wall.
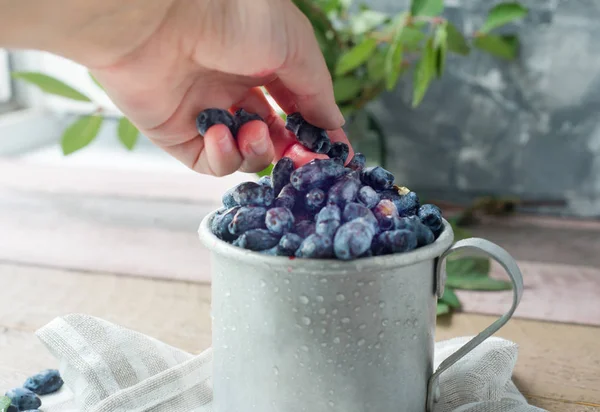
[365,0,600,217]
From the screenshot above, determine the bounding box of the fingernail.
[249,137,269,156]
[218,133,233,154]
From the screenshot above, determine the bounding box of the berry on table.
[23,369,63,395]
[196,108,236,136]
[5,388,41,411]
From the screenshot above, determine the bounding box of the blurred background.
[0,2,599,409]
[0,0,598,320]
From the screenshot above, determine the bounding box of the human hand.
[1,0,352,175]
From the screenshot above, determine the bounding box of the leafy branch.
[11,71,140,155]
[301,0,528,113]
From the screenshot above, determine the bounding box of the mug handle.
[426,238,524,412]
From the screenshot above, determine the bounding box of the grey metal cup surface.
[198,212,523,412]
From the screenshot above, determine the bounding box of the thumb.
[267,0,345,130]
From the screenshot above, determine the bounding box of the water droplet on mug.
[329,390,334,396]
[364,296,370,302]
[328,401,335,407]
[359,324,366,330]
[368,281,375,286]
[299,295,309,305]
[332,309,338,315]
[405,319,412,327]
[299,362,305,367]
[273,366,279,375]
[321,342,328,347]
[231,326,237,331]
[341,317,350,324]
[379,332,385,339]
[301,316,312,326]
[225,290,231,298]
[412,334,417,340]
[413,320,419,327]
[320,278,328,284]
[395,320,402,326]
[379,301,386,309]
[318,308,326,315]
[353,291,360,298]
[333,337,341,344]
[336,294,346,302]
[382,319,389,327]
[354,306,361,312]
[260,280,266,288]
[316,295,324,302]
[357,338,366,347]
[357,281,365,287]
[327,358,333,364]
[374,343,381,349]
[284,279,290,285]
[301,345,309,352]
[292,307,298,313]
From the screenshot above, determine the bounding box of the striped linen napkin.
[35,314,545,412]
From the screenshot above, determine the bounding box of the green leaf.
[440,287,461,309]
[89,72,105,91]
[434,22,448,78]
[351,10,389,35]
[335,38,378,76]
[446,275,513,291]
[257,164,274,177]
[0,396,12,412]
[412,37,436,107]
[333,76,363,103]
[400,27,426,50]
[117,117,139,150]
[446,22,470,56]
[384,13,407,91]
[61,115,103,155]
[410,0,444,17]
[446,257,491,277]
[473,34,519,60]
[367,48,388,83]
[437,302,450,316]
[12,72,91,102]
[480,2,528,34]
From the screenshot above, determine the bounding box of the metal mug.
[198,212,523,412]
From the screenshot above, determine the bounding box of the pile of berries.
[199,109,444,261]
[4,369,63,411]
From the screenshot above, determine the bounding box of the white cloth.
[36,314,546,412]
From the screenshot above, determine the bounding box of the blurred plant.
[294,0,527,166]
[11,71,139,155]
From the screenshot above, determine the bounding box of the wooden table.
[0,159,598,411]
